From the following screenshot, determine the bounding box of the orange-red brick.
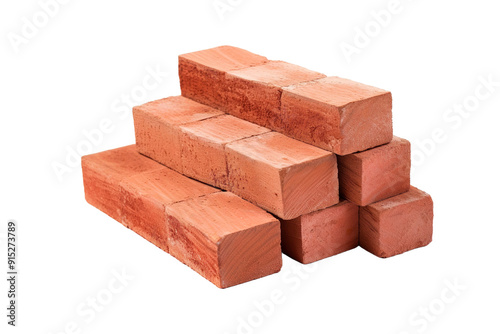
[166,192,282,288]
[133,96,223,172]
[179,46,269,111]
[359,186,433,258]
[82,146,282,287]
[179,114,269,189]
[338,136,411,206]
[282,76,392,155]
[225,61,325,130]
[226,132,339,220]
[280,200,359,264]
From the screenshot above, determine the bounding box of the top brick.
[179,46,393,155]
[81,145,163,222]
[282,76,393,155]
[225,61,326,130]
[179,46,269,110]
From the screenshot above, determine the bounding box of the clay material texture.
[226,132,339,220]
[280,200,359,264]
[166,192,282,288]
[82,146,282,287]
[179,114,270,189]
[225,61,326,130]
[338,136,411,206]
[359,186,433,258]
[282,76,393,155]
[133,96,223,172]
[179,46,269,111]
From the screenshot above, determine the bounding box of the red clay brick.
[280,200,359,264]
[82,145,218,251]
[133,96,223,171]
[83,146,282,288]
[282,76,393,155]
[359,186,433,258]
[120,168,218,252]
[225,61,326,130]
[166,192,282,288]
[179,114,270,189]
[179,46,269,110]
[338,137,411,206]
[135,96,339,219]
[226,132,339,220]
[82,145,163,223]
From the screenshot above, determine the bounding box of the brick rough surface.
[166,192,282,288]
[225,61,326,130]
[120,168,218,252]
[226,132,339,220]
[82,145,163,222]
[179,114,270,189]
[179,46,269,111]
[83,146,282,287]
[338,136,411,206]
[282,76,393,155]
[133,96,223,172]
[280,200,359,264]
[359,186,433,258]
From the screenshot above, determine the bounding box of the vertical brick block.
[179,114,270,188]
[81,145,163,222]
[166,192,282,288]
[225,61,326,130]
[179,45,269,110]
[359,186,433,258]
[280,200,359,264]
[226,132,339,220]
[338,137,411,206]
[282,76,393,155]
[133,96,223,171]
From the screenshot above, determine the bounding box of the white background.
[1,0,499,333]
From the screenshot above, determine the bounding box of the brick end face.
[338,137,411,206]
[218,222,282,288]
[359,187,433,258]
[281,200,359,264]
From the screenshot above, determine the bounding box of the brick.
[166,192,282,288]
[135,97,339,219]
[338,137,411,206]
[179,46,269,110]
[82,145,163,222]
[282,76,393,155]
[359,186,433,258]
[226,132,339,220]
[225,61,326,130]
[120,168,218,252]
[179,114,270,189]
[83,146,282,288]
[280,200,359,264]
[133,96,223,171]
[82,145,218,251]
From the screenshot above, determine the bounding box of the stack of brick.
[82,46,433,288]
